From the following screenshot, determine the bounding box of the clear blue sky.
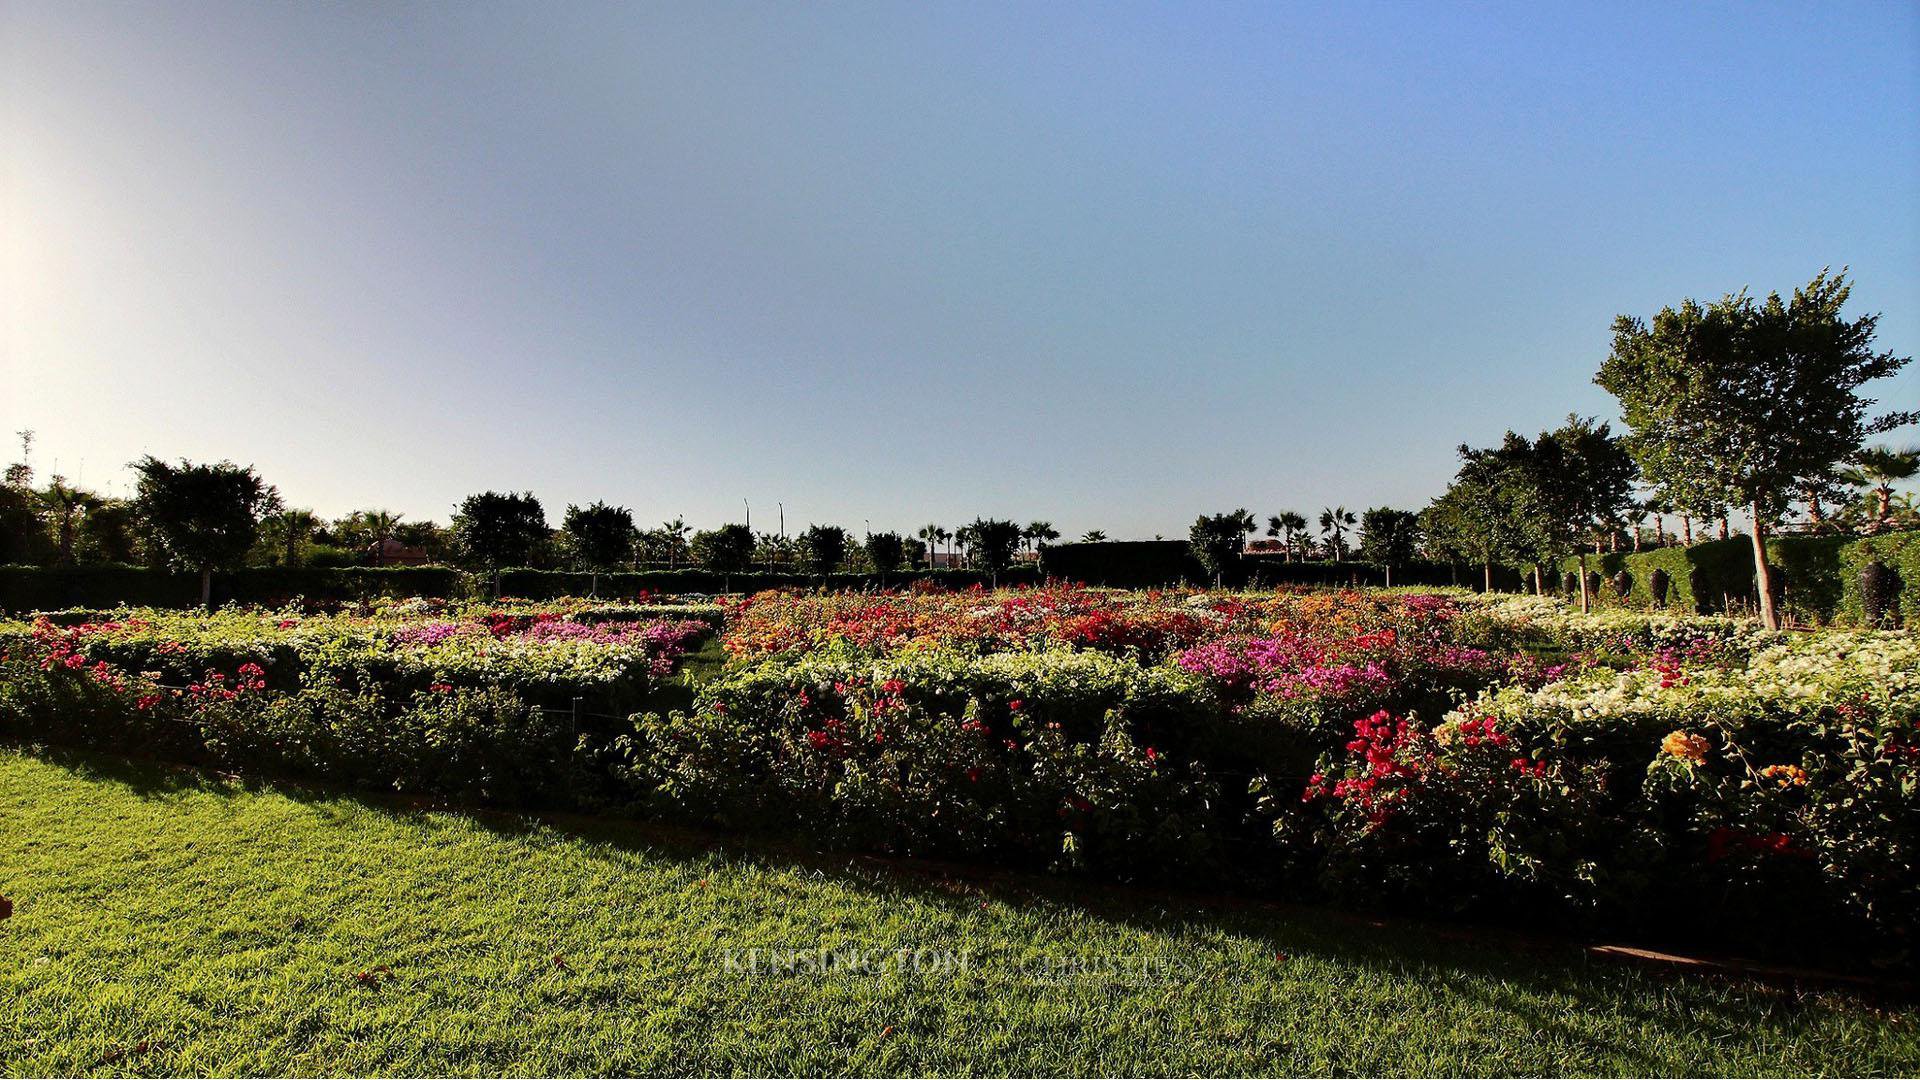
[4,1,1915,539]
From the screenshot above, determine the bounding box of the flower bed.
[5,586,1915,960]
[0,605,708,802]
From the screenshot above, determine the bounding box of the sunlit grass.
[2,747,1913,1076]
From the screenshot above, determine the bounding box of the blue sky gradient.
[4,1,1915,538]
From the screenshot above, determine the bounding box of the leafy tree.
[132,456,280,607]
[905,536,928,569]
[1080,529,1107,543]
[450,491,548,590]
[1596,270,1914,628]
[1318,506,1357,560]
[1189,509,1255,587]
[657,517,692,569]
[1511,416,1637,613]
[76,499,142,565]
[1839,446,1920,530]
[864,531,907,578]
[1358,507,1421,587]
[0,472,51,565]
[563,501,635,594]
[801,524,850,577]
[964,518,1025,585]
[691,524,755,588]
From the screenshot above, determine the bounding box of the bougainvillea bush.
[626,586,1920,960]
[4,586,1916,960]
[0,605,707,801]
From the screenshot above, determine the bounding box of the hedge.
[493,567,1042,598]
[0,565,462,613]
[1042,540,1511,590]
[1555,531,1920,626]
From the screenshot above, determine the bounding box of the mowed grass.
[2,749,1915,1077]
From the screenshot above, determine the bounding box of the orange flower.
[1760,764,1808,788]
[1661,731,1710,763]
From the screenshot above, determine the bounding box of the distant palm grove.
[3,271,1914,629]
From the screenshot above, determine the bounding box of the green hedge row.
[0,564,1046,612]
[0,565,463,612]
[1555,532,1920,626]
[1042,539,1510,590]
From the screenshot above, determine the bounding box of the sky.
[4,1,1916,540]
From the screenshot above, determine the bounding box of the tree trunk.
[1878,485,1894,528]
[1483,561,1492,593]
[1577,552,1591,613]
[1384,564,1393,588]
[1681,515,1693,545]
[1718,516,1729,541]
[1750,503,1779,630]
[1532,565,1543,596]
[200,567,213,610]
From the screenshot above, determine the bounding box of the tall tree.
[690,524,755,589]
[40,476,99,565]
[1358,506,1421,587]
[1079,529,1107,543]
[864,531,907,580]
[1597,270,1913,628]
[800,524,850,577]
[1024,520,1059,572]
[132,456,280,607]
[963,518,1024,586]
[916,523,943,569]
[1512,416,1637,613]
[562,501,635,595]
[450,491,548,591]
[1189,509,1256,587]
[261,508,319,566]
[1318,506,1357,560]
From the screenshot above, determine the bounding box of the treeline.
[4,271,1912,623]
[1185,270,1913,628]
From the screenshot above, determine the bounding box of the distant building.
[366,537,430,566]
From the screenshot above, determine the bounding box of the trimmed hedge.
[1042,540,1500,590]
[1556,531,1920,626]
[494,567,1041,598]
[0,565,462,612]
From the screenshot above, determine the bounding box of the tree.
[691,524,755,589]
[1266,511,1307,561]
[800,524,850,577]
[963,518,1024,586]
[563,501,635,594]
[450,491,548,591]
[1358,507,1421,587]
[1318,506,1357,560]
[864,531,907,579]
[915,523,942,569]
[1189,509,1255,587]
[1839,446,1920,531]
[40,476,99,565]
[1024,520,1059,572]
[1080,530,1107,543]
[659,517,691,569]
[76,499,141,564]
[1596,270,1914,628]
[132,456,280,607]
[1511,416,1637,613]
[260,508,319,566]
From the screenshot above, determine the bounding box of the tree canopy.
[1596,269,1913,626]
[450,491,549,572]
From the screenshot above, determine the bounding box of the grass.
[2,748,1916,1076]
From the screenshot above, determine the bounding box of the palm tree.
[1080,530,1107,543]
[1841,446,1920,531]
[1025,520,1059,569]
[1268,510,1307,561]
[267,508,319,566]
[935,527,953,568]
[661,517,690,569]
[1318,506,1356,560]
[917,523,942,569]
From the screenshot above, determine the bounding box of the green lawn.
[2,748,1914,1077]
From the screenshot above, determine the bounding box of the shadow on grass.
[13,737,1916,1077]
